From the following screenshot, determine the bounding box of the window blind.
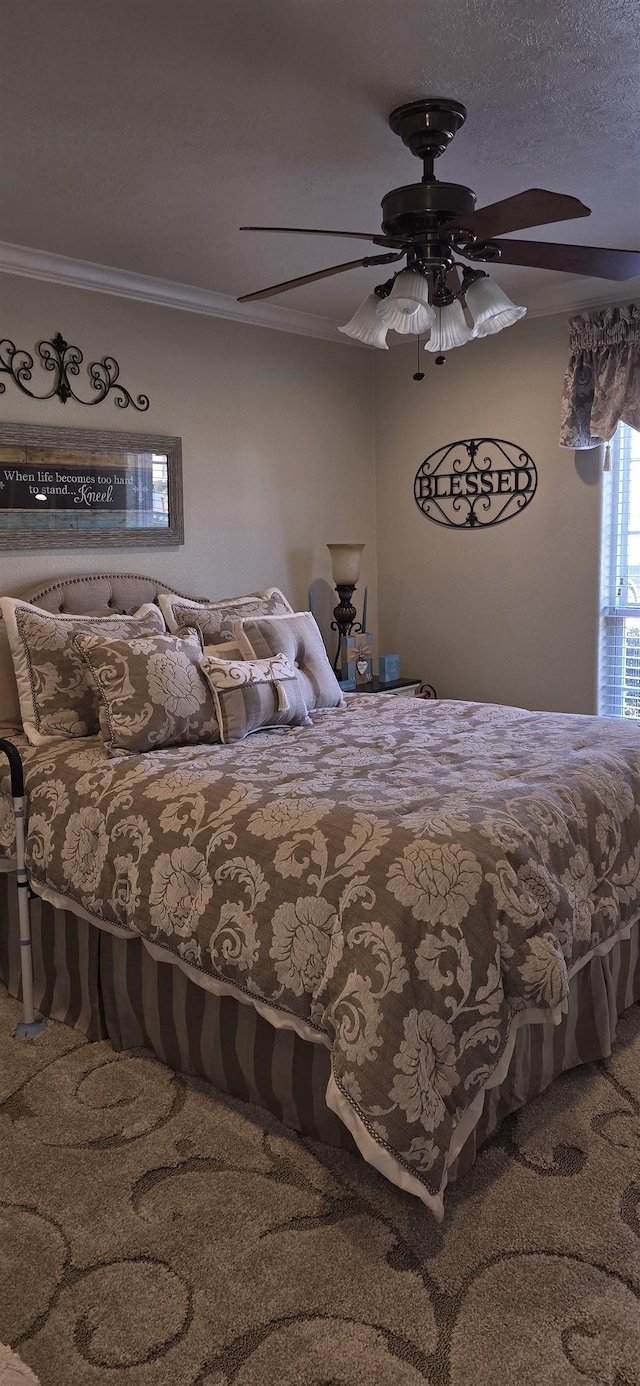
[599,423,640,718]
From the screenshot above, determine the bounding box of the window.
[599,423,640,718]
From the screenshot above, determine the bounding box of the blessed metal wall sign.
[414,438,537,529]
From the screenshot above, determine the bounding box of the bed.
[1,571,639,1221]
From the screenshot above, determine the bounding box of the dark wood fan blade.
[240,226,406,248]
[237,251,404,302]
[447,189,591,241]
[492,239,640,280]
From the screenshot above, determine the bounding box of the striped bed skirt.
[2,869,640,1184]
[0,870,106,1042]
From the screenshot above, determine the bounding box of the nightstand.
[357,678,436,698]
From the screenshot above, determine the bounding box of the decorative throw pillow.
[199,651,311,743]
[234,611,346,712]
[73,628,220,755]
[158,588,293,659]
[0,598,166,744]
[0,619,22,735]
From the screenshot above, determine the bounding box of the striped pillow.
[200,652,311,743]
[233,611,346,713]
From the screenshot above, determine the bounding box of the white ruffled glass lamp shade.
[466,276,527,337]
[424,298,473,352]
[327,543,364,586]
[472,304,528,338]
[377,270,436,335]
[377,302,436,334]
[338,295,389,348]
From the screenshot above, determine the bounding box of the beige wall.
[0,277,610,713]
[373,313,602,714]
[0,273,377,644]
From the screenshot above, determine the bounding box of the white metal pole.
[14,795,35,1026]
[0,739,46,1038]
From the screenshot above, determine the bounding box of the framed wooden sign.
[0,422,183,549]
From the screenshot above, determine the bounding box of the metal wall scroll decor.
[414,437,537,529]
[0,332,149,411]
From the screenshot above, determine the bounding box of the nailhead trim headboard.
[18,572,205,615]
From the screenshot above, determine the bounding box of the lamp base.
[330,584,359,672]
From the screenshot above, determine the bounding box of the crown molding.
[0,240,347,344]
[523,274,640,320]
[0,238,637,343]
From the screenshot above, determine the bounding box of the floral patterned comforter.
[2,696,640,1206]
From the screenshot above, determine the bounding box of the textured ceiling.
[1,0,639,325]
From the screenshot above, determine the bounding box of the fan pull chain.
[413,335,425,381]
[435,304,446,365]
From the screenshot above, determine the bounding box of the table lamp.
[327,543,365,671]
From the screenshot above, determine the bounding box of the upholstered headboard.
[18,571,199,616]
[0,571,205,732]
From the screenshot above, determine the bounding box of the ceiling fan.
[237,99,640,356]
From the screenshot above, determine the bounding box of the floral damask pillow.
[0,597,166,744]
[158,588,293,659]
[74,628,220,755]
[200,650,311,743]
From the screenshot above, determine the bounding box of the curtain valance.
[560,302,640,450]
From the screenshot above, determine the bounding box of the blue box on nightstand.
[379,654,400,684]
[340,636,357,665]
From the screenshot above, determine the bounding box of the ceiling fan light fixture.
[378,268,434,318]
[240,100,640,317]
[338,294,390,348]
[466,275,527,337]
[472,306,527,338]
[424,298,473,352]
[378,302,436,334]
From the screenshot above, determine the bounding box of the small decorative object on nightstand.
[339,635,357,683]
[379,653,400,684]
[353,631,373,687]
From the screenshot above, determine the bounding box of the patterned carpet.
[1,983,639,1386]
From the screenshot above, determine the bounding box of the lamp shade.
[377,270,435,335]
[338,296,389,349]
[327,543,364,585]
[377,302,436,335]
[472,304,528,337]
[424,299,473,352]
[466,276,527,337]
